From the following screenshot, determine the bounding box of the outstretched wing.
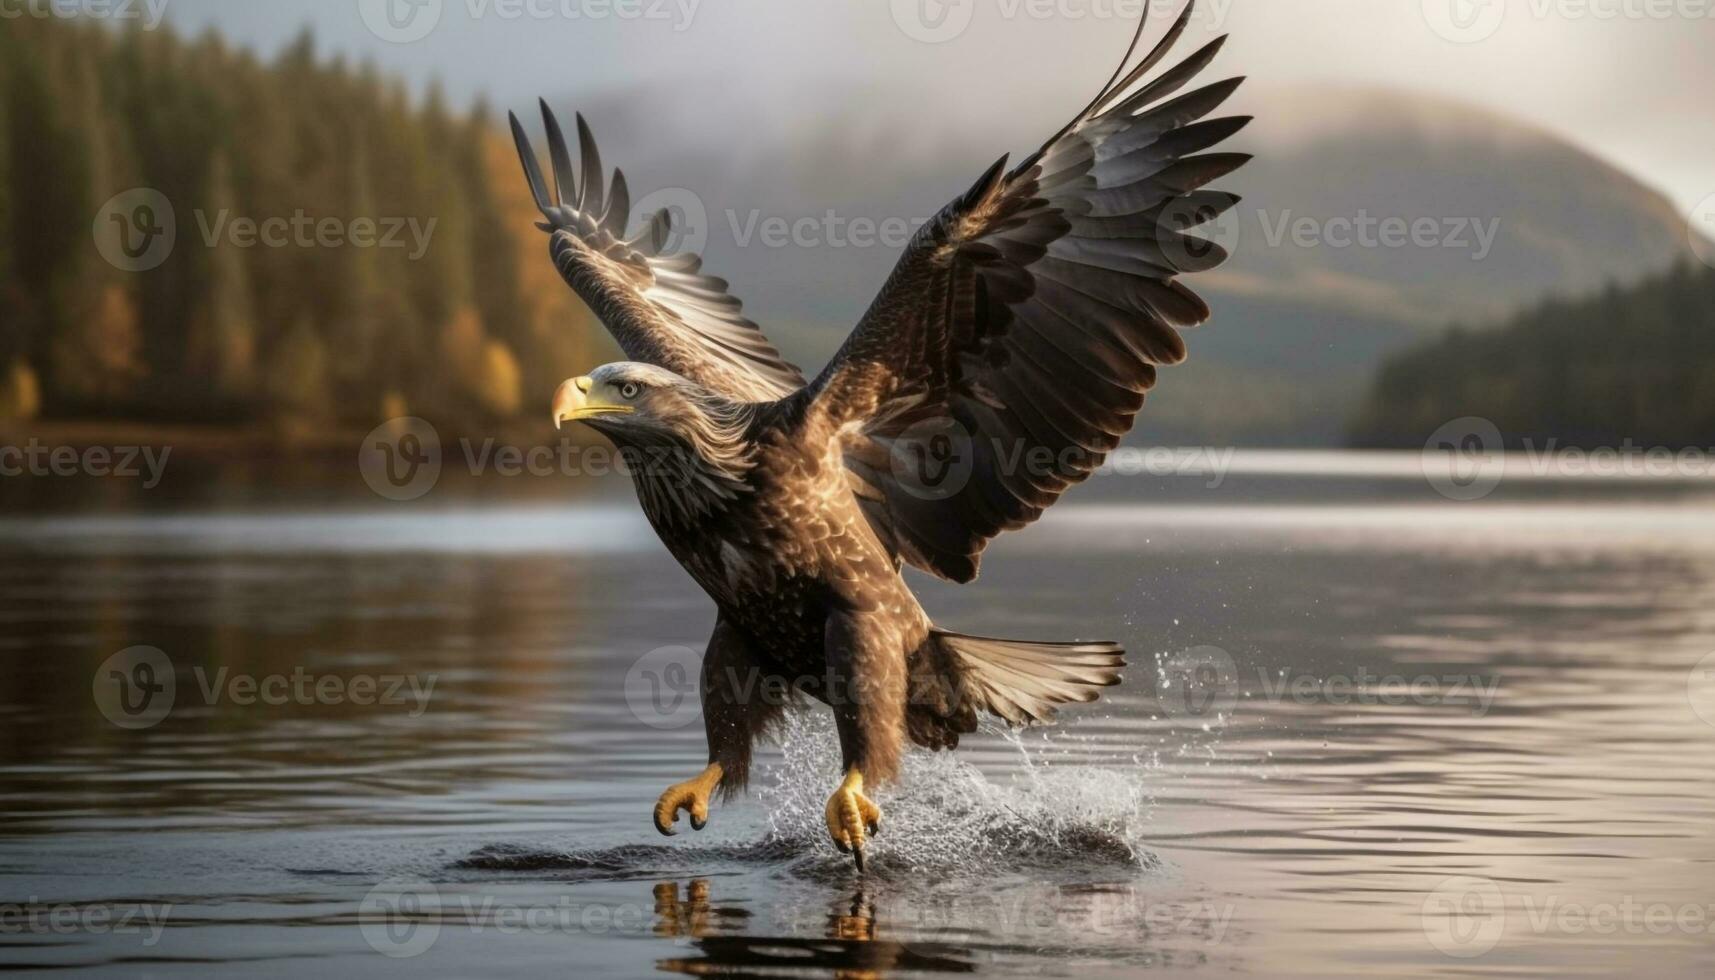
[810,2,1249,583]
[510,104,806,401]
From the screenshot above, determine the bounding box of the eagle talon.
[654,763,723,838]
[824,768,882,873]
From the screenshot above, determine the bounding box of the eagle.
[511,2,1248,871]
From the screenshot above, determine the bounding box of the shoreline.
[0,420,594,460]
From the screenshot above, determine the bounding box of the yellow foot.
[824,768,882,872]
[653,763,723,836]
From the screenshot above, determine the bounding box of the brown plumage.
[514,2,1248,861]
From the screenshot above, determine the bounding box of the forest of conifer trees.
[1349,260,1715,449]
[0,16,597,434]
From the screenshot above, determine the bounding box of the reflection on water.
[2,456,1714,977]
[652,879,975,978]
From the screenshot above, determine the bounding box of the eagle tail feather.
[934,629,1125,727]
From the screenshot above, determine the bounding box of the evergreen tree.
[0,14,603,432]
[185,152,258,410]
[1352,262,1715,448]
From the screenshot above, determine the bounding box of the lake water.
[3,451,1714,977]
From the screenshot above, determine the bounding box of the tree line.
[0,16,596,432]
[1349,260,1715,449]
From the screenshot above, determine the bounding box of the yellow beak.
[552,377,635,430]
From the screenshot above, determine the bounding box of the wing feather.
[511,106,807,400]
[808,1,1249,583]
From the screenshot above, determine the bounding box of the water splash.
[752,713,1160,881]
[457,713,1163,882]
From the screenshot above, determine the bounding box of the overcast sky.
[146,0,1713,215]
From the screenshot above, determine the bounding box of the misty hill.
[561,81,1694,444]
[1349,260,1715,450]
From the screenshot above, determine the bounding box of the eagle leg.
[653,763,723,836]
[824,767,883,872]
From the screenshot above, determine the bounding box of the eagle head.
[551,362,690,436]
[551,363,756,508]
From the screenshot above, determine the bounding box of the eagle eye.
[618,382,642,400]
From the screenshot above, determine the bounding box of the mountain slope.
[549,80,1695,444]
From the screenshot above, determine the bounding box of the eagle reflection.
[652,879,973,978]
